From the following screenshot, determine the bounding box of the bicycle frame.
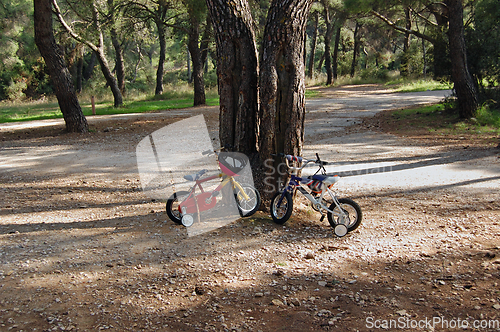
[277,157,346,219]
[179,171,250,215]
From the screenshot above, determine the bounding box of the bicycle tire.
[270,191,293,225]
[327,198,362,232]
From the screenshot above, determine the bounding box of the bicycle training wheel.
[166,191,191,225]
[327,198,362,232]
[270,191,293,225]
[234,185,261,217]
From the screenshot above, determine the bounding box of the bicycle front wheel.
[270,191,293,225]
[327,198,362,232]
[234,185,261,217]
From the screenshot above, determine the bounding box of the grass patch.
[389,79,452,93]
[305,89,321,99]
[0,96,220,123]
[1,85,322,124]
[379,103,500,147]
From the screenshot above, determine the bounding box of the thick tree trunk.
[332,25,341,79]
[350,21,360,77]
[155,21,166,95]
[259,0,313,198]
[34,0,88,133]
[445,0,478,118]
[205,0,259,155]
[307,12,318,79]
[187,22,206,106]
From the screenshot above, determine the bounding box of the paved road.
[301,87,500,196]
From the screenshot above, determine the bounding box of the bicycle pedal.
[319,215,325,222]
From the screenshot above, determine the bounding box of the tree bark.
[259,0,313,198]
[34,0,88,133]
[445,0,478,118]
[307,12,318,79]
[205,0,259,155]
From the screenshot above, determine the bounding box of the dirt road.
[1,86,499,332]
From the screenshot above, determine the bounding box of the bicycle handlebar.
[272,153,330,171]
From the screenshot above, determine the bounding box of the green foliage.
[475,103,500,128]
[467,0,500,88]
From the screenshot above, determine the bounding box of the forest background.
[1,0,499,122]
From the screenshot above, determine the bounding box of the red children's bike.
[166,150,261,227]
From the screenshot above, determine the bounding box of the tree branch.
[52,0,99,53]
[411,7,439,27]
[371,10,437,44]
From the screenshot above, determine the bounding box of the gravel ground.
[1,85,499,332]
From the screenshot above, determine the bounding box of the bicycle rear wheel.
[270,191,293,225]
[166,191,191,225]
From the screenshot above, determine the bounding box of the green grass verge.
[1,89,323,124]
[389,79,452,93]
[0,97,220,123]
[390,103,500,134]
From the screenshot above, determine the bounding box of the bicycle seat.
[309,174,340,186]
[184,169,208,182]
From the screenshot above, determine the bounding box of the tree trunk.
[307,12,318,79]
[83,51,97,81]
[445,0,478,118]
[155,20,166,95]
[108,0,125,95]
[322,1,335,85]
[187,21,206,106]
[205,0,259,155]
[259,0,313,198]
[76,50,83,93]
[34,0,88,133]
[332,25,341,79]
[317,52,325,72]
[350,21,360,77]
[200,16,212,73]
[400,7,412,76]
[96,48,123,107]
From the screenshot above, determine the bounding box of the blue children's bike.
[270,154,362,237]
